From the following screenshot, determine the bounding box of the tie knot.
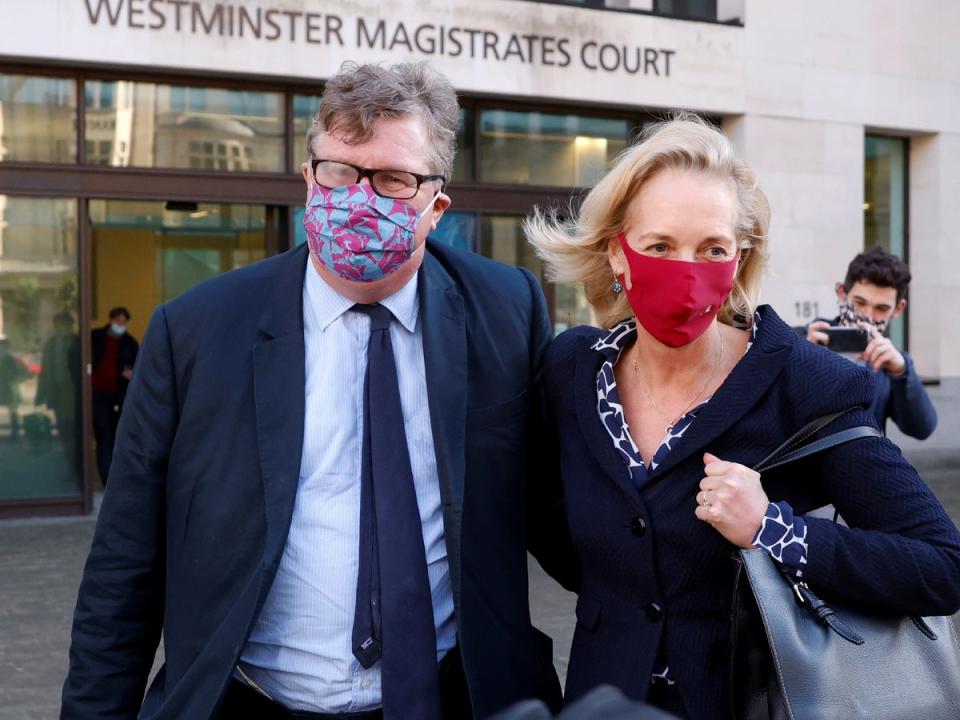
[352,303,393,332]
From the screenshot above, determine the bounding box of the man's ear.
[429,191,451,231]
[301,162,313,204]
[835,282,847,302]
[892,298,907,319]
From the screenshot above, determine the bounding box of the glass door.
[86,199,273,485]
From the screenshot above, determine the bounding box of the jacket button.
[645,602,664,623]
[630,516,647,537]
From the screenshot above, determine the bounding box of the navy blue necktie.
[351,303,443,720]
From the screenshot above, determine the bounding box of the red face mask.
[618,233,739,348]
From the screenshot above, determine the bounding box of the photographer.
[806,247,936,438]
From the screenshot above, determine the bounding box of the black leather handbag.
[728,411,960,720]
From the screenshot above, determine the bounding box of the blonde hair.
[525,114,770,328]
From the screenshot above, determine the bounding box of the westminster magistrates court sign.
[1,0,745,113]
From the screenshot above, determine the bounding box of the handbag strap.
[753,408,881,474]
[745,408,884,642]
[755,426,882,474]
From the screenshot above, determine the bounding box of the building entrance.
[86,199,272,486]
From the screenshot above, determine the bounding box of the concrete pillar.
[724,114,863,327]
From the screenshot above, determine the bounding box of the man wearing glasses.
[62,62,576,720]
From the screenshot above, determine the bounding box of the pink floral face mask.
[303,183,438,283]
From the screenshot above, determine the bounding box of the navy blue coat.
[541,306,960,720]
[62,242,571,720]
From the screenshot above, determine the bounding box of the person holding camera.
[805,247,936,438]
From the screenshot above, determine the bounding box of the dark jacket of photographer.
[817,316,937,439]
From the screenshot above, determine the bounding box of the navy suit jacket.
[62,241,571,720]
[541,306,960,720]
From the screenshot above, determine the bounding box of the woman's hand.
[695,452,770,548]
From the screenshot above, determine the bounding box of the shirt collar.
[305,259,419,333]
[591,319,638,362]
[379,272,419,333]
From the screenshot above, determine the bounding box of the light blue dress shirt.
[238,263,456,712]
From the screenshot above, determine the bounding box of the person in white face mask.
[805,247,937,439]
[90,305,139,484]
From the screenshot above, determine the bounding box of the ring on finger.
[698,491,711,508]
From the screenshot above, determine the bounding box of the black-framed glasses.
[311,159,445,200]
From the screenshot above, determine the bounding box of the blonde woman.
[526,117,960,718]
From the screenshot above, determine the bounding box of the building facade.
[0,0,957,515]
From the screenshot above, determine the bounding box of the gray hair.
[306,61,460,181]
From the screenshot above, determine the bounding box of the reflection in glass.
[511,0,741,22]
[480,215,543,280]
[654,0,718,21]
[89,201,269,340]
[0,196,82,499]
[480,110,629,187]
[0,73,77,163]
[293,93,322,170]
[84,81,284,172]
[453,108,474,182]
[293,205,307,247]
[864,136,907,349]
[430,211,477,252]
[554,283,596,333]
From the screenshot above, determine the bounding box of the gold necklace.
[631,325,726,436]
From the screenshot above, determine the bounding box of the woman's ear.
[608,235,631,290]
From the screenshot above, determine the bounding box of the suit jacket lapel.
[647,308,794,481]
[419,250,467,610]
[253,244,308,572]
[573,334,644,508]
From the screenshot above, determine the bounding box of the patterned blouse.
[591,315,808,686]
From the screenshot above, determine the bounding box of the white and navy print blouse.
[591,315,808,685]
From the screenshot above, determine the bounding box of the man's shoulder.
[164,246,305,321]
[426,240,531,290]
[425,241,540,321]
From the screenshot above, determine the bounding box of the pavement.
[1,380,957,720]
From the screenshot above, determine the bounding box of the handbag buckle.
[792,581,809,606]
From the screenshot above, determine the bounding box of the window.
[292,93,323,170]
[479,110,629,187]
[430,211,477,252]
[480,215,543,280]
[453,108,475,183]
[509,0,744,23]
[0,195,82,499]
[0,73,77,163]
[84,80,284,172]
[864,135,908,349]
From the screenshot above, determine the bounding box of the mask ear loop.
[417,189,442,222]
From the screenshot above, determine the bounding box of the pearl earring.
[612,279,623,294]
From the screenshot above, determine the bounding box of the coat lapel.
[419,250,467,610]
[573,334,644,508]
[646,307,795,481]
[253,244,308,572]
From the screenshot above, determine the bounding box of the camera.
[825,327,869,353]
